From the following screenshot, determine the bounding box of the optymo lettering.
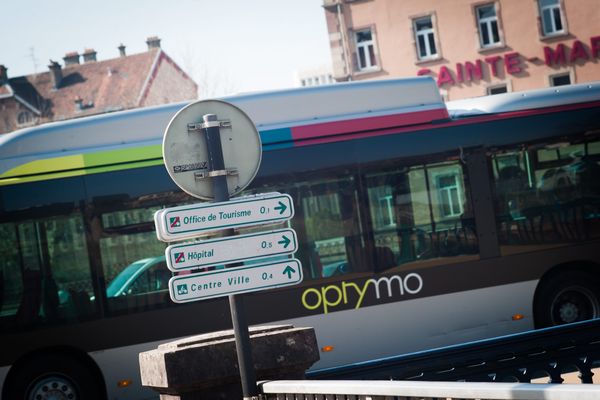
[301,273,423,314]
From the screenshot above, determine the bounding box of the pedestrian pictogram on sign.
[176,284,188,295]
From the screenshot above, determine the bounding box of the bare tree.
[178,44,238,99]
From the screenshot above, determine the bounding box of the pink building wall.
[325,0,600,100]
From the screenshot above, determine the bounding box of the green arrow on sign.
[278,235,291,249]
[283,265,296,279]
[274,201,287,215]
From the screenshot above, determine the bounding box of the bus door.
[94,204,170,314]
[364,157,479,274]
[0,214,96,327]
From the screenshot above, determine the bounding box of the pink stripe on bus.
[290,108,450,141]
[289,100,600,147]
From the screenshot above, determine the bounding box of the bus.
[0,77,599,399]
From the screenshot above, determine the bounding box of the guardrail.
[259,380,600,399]
[308,318,600,383]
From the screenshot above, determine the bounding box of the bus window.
[99,207,170,313]
[44,215,94,321]
[365,159,478,273]
[0,224,22,321]
[491,138,600,255]
[0,214,95,328]
[294,176,366,279]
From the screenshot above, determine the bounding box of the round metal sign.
[163,99,262,200]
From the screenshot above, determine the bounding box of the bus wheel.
[535,270,600,328]
[6,353,104,400]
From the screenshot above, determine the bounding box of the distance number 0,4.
[262,272,273,280]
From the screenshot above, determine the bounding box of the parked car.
[106,256,171,297]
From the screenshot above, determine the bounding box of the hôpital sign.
[165,228,298,272]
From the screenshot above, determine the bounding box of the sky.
[0,0,333,96]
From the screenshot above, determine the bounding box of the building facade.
[0,37,198,134]
[324,0,600,100]
[295,65,336,87]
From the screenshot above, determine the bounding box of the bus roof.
[1,77,599,184]
[0,77,444,158]
[447,81,600,117]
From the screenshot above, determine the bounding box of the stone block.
[139,325,319,399]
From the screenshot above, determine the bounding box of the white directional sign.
[165,228,298,272]
[154,192,294,242]
[168,259,303,303]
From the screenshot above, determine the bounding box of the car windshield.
[106,258,154,297]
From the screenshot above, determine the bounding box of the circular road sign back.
[163,99,262,200]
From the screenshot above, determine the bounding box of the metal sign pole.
[201,113,258,399]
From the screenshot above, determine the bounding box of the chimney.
[82,48,97,63]
[146,36,161,50]
[74,96,84,111]
[118,43,126,57]
[63,51,80,66]
[74,96,93,111]
[0,65,7,85]
[48,60,62,89]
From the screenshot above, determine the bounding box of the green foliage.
[304,210,344,241]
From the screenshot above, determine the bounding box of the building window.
[550,73,571,86]
[539,0,565,36]
[476,4,501,48]
[413,16,438,60]
[488,85,508,95]
[436,174,463,218]
[377,194,395,227]
[17,111,34,127]
[355,28,378,71]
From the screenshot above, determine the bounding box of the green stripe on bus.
[0,155,164,186]
[82,145,162,167]
[0,144,163,182]
[1,154,86,179]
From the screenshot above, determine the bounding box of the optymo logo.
[301,273,423,314]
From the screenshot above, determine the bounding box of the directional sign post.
[160,101,303,399]
[166,228,297,271]
[202,112,259,398]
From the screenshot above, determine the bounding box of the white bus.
[0,77,599,399]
